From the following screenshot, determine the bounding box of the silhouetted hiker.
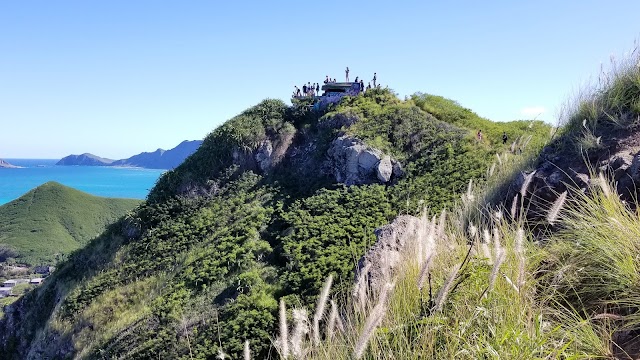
[502,132,508,144]
[294,86,301,97]
[316,83,320,95]
[477,130,483,142]
[302,84,307,96]
[360,79,364,92]
[373,72,377,87]
[354,76,359,83]
[346,67,350,82]
[325,75,329,84]
[307,82,312,96]
[367,82,371,90]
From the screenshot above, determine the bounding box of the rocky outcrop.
[234,131,294,175]
[326,136,403,185]
[353,215,432,296]
[625,152,640,181]
[254,140,274,172]
[319,112,359,129]
[376,156,393,182]
[504,126,640,224]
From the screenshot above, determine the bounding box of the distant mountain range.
[0,159,19,168]
[56,140,202,169]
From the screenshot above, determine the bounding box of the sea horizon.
[0,158,164,205]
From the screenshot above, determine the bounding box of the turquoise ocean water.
[0,159,165,205]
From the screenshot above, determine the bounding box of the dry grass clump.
[558,46,640,152]
[282,181,635,359]
[272,191,596,359]
[275,162,640,359]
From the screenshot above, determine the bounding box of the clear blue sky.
[1,1,639,159]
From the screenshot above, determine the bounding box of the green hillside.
[0,90,550,359]
[291,55,640,359]
[0,182,141,266]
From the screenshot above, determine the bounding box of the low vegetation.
[262,50,640,359]
[0,182,141,267]
[0,88,551,357]
[279,172,640,359]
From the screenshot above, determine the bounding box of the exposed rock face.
[327,136,403,185]
[376,156,393,182]
[627,152,640,182]
[319,112,359,129]
[234,131,294,174]
[353,215,432,297]
[504,124,640,224]
[254,140,273,172]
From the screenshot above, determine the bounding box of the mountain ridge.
[0,89,551,358]
[56,140,202,169]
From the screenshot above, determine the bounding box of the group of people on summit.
[294,82,321,97]
[293,67,380,98]
[344,67,378,89]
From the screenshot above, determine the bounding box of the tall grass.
[274,176,640,358]
[556,46,640,153]
[266,48,640,359]
[272,143,640,358]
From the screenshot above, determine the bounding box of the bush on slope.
[278,160,625,360]
[281,51,640,360]
[0,90,551,359]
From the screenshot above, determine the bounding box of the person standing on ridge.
[316,83,320,95]
[302,83,307,97]
[324,75,329,84]
[307,82,312,96]
[367,82,371,91]
[360,79,364,92]
[502,132,508,144]
[345,67,350,82]
[373,72,377,87]
[354,76,359,83]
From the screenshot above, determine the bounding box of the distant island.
[0,159,20,168]
[56,140,202,170]
[56,153,115,166]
